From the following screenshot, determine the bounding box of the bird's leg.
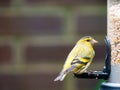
[87,70,93,74]
[84,70,88,72]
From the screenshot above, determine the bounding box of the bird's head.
[77,36,98,45]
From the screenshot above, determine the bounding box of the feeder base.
[100,82,120,90]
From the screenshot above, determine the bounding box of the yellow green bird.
[54,36,98,81]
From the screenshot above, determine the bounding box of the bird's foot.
[87,70,93,74]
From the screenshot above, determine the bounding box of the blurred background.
[0,0,107,90]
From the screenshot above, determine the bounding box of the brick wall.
[0,0,106,90]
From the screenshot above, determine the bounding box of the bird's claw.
[87,70,93,74]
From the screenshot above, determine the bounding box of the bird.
[54,36,98,81]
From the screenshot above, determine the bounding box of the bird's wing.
[70,56,92,73]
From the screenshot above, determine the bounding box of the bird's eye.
[86,39,90,42]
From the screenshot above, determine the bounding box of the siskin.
[54,36,98,81]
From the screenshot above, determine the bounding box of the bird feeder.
[100,0,120,89]
[75,0,120,89]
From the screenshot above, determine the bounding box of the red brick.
[0,16,63,35]
[0,17,13,35]
[25,45,73,63]
[0,0,11,6]
[0,45,12,64]
[76,15,106,35]
[0,74,63,90]
[25,0,106,6]
[94,44,106,61]
[25,44,106,63]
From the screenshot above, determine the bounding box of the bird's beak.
[92,39,98,44]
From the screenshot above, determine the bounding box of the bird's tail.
[54,65,76,81]
[54,73,66,81]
